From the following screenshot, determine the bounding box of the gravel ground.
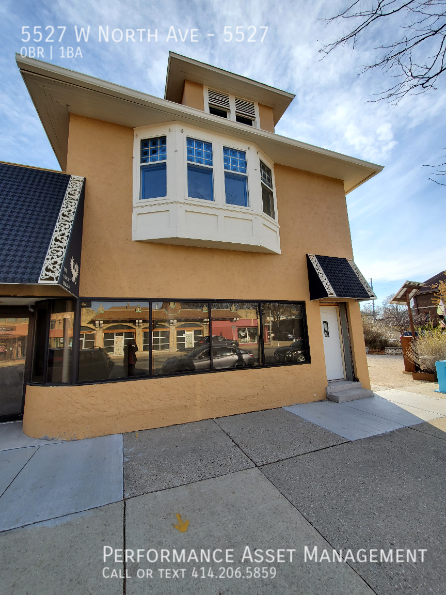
[367,354,443,398]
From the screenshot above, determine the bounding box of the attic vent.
[208,89,230,111]
[235,97,255,119]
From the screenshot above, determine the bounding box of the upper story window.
[206,88,258,128]
[234,97,255,126]
[186,137,214,201]
[223,147,248,207]
[208,89,230,119]
[140,136,167,199]
[260,161,275,219]
[133,123,281,254]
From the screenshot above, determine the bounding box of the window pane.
[236,115,253,126]
[225,172,248,207]
[46,301,75,384]
[141,136,166,164]
[188,165,213,201]
[141,163,167,199]
[209,107,227,118]
[261,303,309,365]
[211,302,260,368]
[0,317,29,415]
[262,184,275,218]
[79,301,150,381]
[152,302,210,376]
[223,147,247,173]
[260,161,272,188]
[187,138,213,166]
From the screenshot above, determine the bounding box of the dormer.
[164,52,295,134]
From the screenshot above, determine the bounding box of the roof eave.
[16,55,383,193]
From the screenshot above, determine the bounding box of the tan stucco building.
[0,53,381,439]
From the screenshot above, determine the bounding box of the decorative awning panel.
[0,163,85,297]
[307,254,376,301]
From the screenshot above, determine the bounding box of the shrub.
[361,316,391,350]
[406,326,446,374]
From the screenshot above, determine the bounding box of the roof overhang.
[389,281,424,304]
[307,254,377,301]
[164,52,295,125]
[16,54,383,193]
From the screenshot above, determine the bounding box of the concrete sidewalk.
[1,391,446,594]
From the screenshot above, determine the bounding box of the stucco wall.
[66,115,353,300]
[181,80,205,111]
[258,104,275,133]
[24,356,327,440]
[22,113,374,440]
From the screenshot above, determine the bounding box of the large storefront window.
[29,299,310,386]
[261,302,309,365]
[79,301,150,382]
[152,302,210,376]
[211,302,260,367]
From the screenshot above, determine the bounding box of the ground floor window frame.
[30,298,311,386]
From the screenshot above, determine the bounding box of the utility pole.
[370,279,375,322]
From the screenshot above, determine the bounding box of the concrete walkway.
[1,391,446,594]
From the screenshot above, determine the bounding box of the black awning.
[307,254,376,301]
[0,163,85,297]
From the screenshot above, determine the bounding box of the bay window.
[133,123,280,254]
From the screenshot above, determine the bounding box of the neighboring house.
[0,52,381,438]
[413,271,446,321]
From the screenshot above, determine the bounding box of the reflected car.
[273,332,295,341]
[78,348,114,381]
[273,340,306,363]
[47,347,114,382]
[162,345,254,374]
[196,335,239,348]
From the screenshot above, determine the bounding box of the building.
[413,270,446,322]
[0,52,381,438]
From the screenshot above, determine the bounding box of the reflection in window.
[78,301,150,382]
[187,138,213,201]
[140,136,167,199]
[152,302,210,376]
[261,303,308,365]
[47,301,74,384]
[211,302,260,367]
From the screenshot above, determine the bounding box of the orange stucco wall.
[258,104,275,133]
[181,80,204,111]
[22,113,370,440]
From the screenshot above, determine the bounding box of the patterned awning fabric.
[307,254,376,301]
[0,163,85,296]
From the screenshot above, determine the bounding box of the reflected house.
[0,52,380,435]
[0,320,29,362]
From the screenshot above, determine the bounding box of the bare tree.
[321,1,446,103]
[423,152,446,185]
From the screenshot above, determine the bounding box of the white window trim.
[132,122,280,254]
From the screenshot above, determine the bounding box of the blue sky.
[1,0,445,304]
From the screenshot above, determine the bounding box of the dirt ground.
[367,354,444,398]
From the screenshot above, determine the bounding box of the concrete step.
[327,380,364,392]
[326,386,374,403]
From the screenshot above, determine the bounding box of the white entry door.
[320,306,345,380]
